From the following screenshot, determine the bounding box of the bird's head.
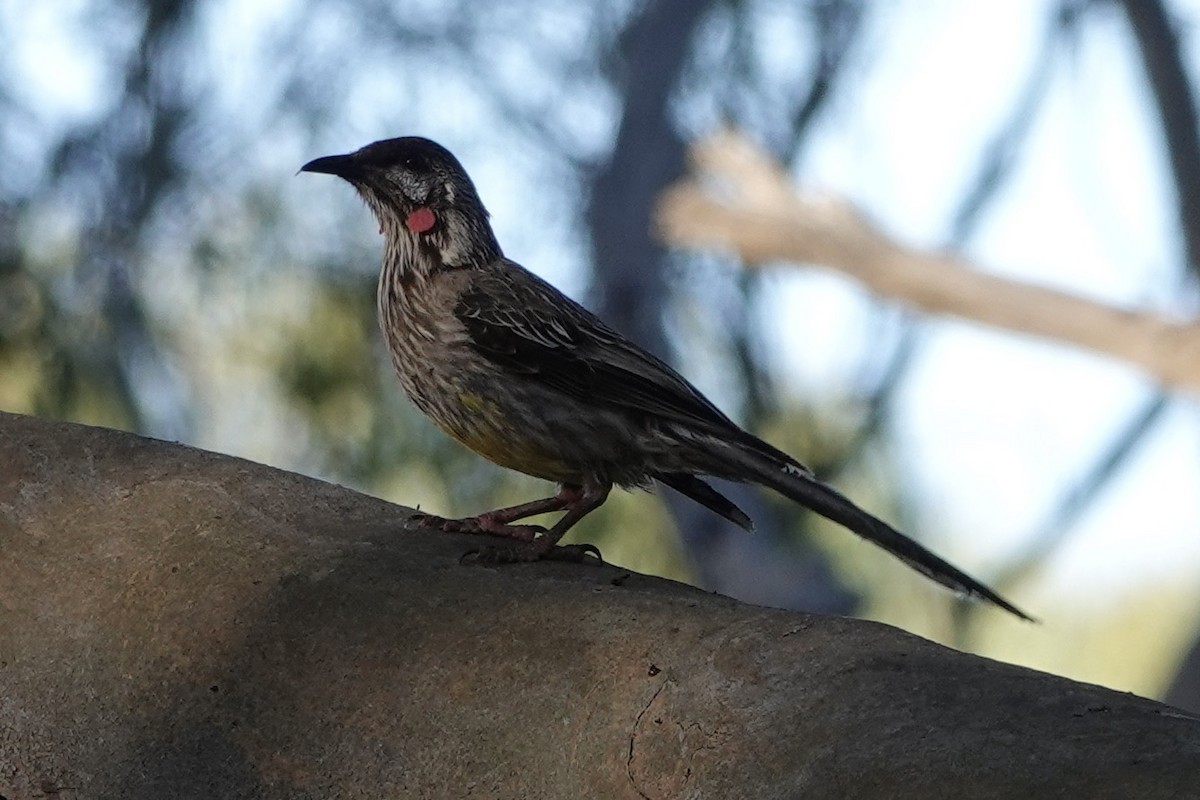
[301,136,501,271]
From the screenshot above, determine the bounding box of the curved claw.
[459,544,532,565]
[458,548,485,566]
[459,541,604,566]
[543,543,604,563]
[459,547,496,565]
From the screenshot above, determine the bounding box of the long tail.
[732,437,1035,621]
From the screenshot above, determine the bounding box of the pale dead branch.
[656,130,1200,392]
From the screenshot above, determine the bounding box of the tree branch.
[1117,0,1200,277]
[656,130,1200,392]
[2,410,1200,798]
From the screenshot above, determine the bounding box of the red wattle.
[406,207,436,233]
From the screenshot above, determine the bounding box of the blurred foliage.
[4,0,1200,704]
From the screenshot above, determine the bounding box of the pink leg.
[412,486,579,543]
[469,483,611,564]
[531,484,609,553]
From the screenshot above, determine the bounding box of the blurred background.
[2,0,1200,708]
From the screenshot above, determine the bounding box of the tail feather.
[657,473,754,532]
[743,450,1034,622]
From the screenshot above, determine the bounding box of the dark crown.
[354,137,465,176]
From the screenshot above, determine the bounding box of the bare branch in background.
[657,130,1200,393]
[786,0,867,158]
[1119,0,1200,279]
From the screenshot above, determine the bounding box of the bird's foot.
[411,511,544,543]
[543,543,604,563]
[460,541,603,565]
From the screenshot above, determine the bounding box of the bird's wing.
[454,263,740,435]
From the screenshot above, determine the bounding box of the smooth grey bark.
[1,410,1200,800]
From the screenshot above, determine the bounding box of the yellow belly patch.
[438,392,571,481]
[455,392,485,413]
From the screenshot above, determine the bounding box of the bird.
[301,135,1032,621]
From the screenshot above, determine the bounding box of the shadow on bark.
[1,411,1199,799]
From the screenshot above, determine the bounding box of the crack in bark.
[626,680,667,800]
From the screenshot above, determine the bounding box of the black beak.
[300,153,359,179]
